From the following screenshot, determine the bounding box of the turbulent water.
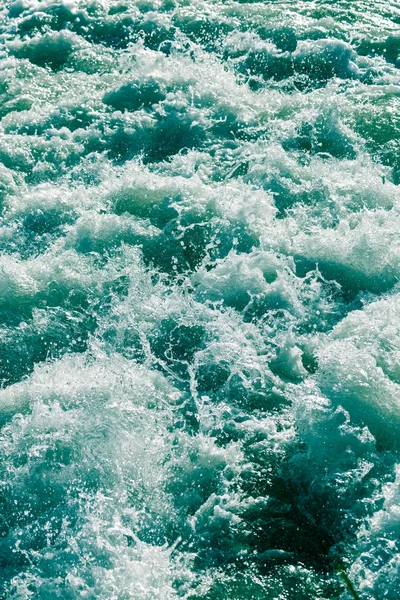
[0,0,400,598]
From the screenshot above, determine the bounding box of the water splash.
[0,0,399,598]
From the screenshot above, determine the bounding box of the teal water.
[0,0,399,598]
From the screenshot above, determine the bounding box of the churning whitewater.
[0,0,399,598]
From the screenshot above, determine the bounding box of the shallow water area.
[0,0,399,598]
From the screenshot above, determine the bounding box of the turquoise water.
[0,0,399,597]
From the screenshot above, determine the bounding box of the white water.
[0,0,399,598]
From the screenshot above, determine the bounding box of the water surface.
[0,0,399,598]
